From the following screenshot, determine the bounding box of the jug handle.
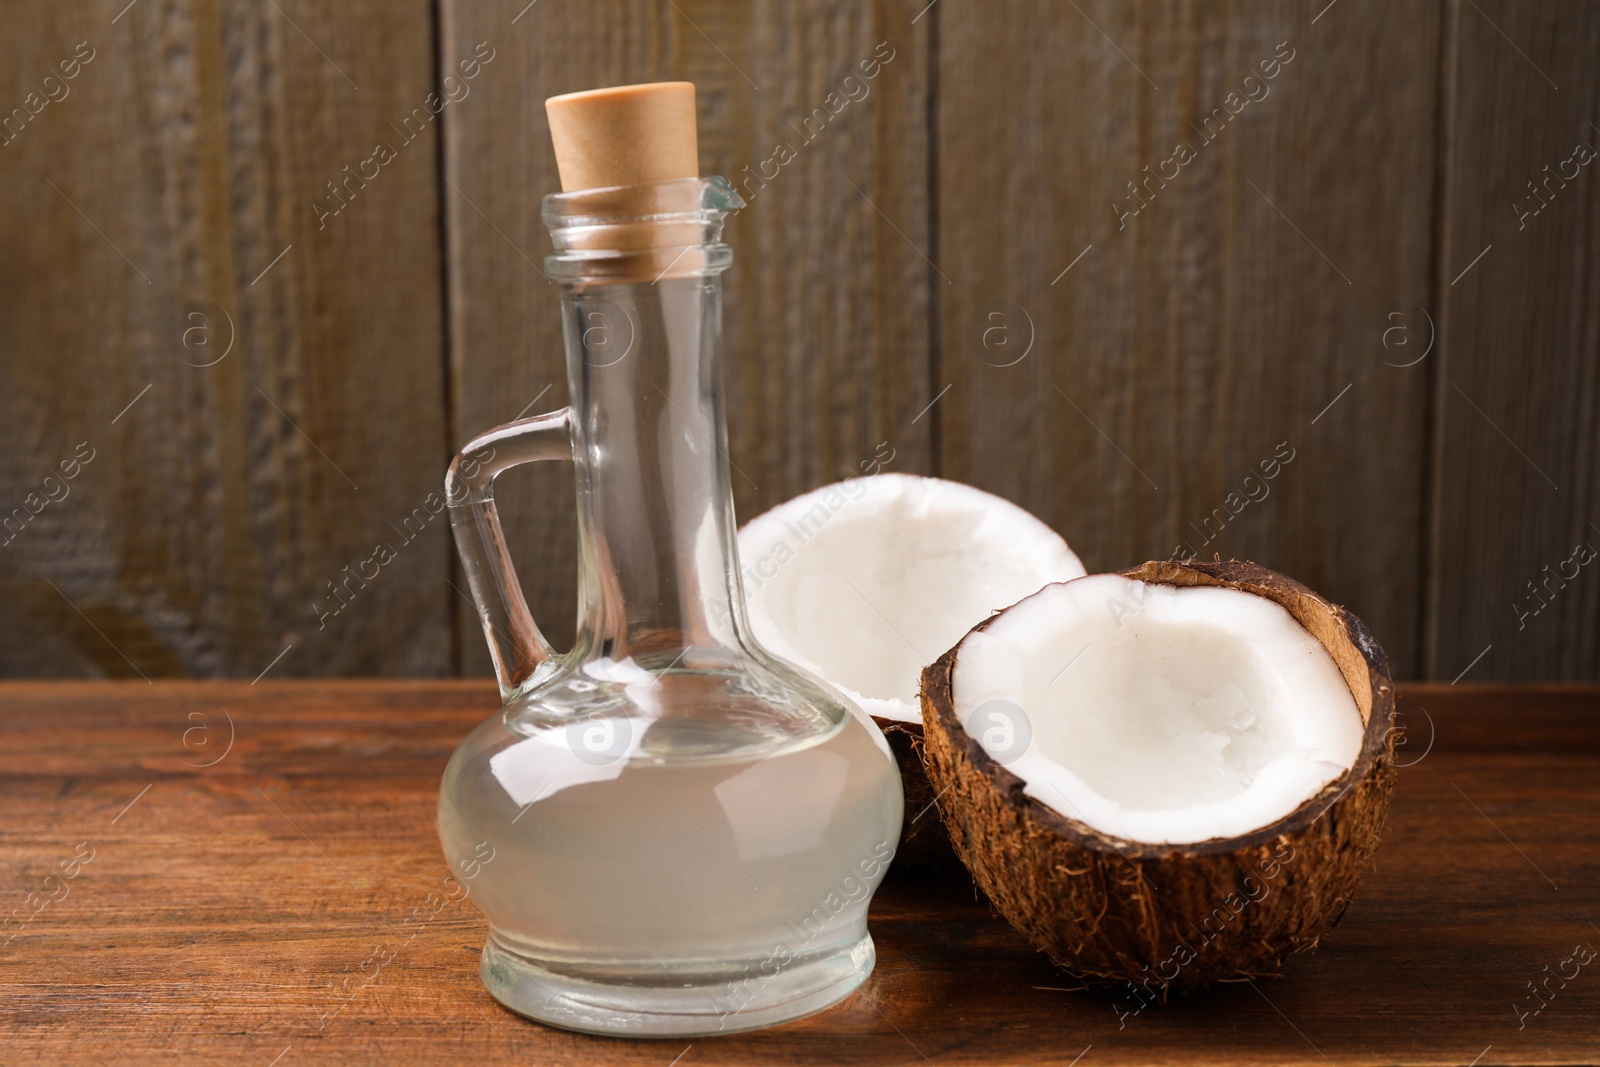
[445,408,574,699]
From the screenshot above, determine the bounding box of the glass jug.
[437,176,904,1037]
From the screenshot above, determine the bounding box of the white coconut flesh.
[740,474,1085,723]
[951,575,1364,845]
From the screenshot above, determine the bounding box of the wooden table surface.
[2,681,1596,1066]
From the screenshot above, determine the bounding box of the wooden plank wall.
[0,1,452,679]
[936,0,1438,680]
[1429,1,1600,681]
[0,0,1594,682]
[437,0,931,665]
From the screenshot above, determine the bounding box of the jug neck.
[545,178,751,663]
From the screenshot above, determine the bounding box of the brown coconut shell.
[919,558,1397,990]
[876,717,963,871]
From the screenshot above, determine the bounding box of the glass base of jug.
[479,930,876,1037]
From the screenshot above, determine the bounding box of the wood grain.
[1428,0,1600,681]
[0,680,1595,1065]
[0,1,453,678]
[438,0,932,663]
[934,0,1440,678]
[0,2,1596,685]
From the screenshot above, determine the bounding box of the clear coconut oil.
[438,661,902,1036]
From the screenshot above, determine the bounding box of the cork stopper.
[545,82,698,192]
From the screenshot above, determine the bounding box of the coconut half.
[739,473,1084,864]
[741,473,1084,722]
[920,559,1396,988]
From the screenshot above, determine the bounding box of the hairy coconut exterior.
[919,559,1397,990]
[877,717,962,870]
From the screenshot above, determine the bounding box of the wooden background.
[0,0,1595,683]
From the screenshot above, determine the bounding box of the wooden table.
[2,681,1596,1066]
